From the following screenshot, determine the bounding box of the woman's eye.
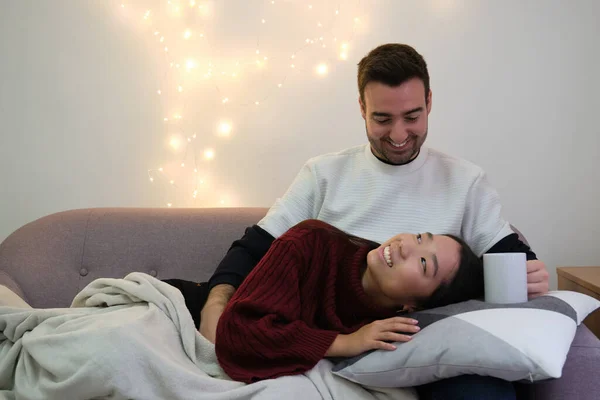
[416,233,422,243]
[421,257,427,274]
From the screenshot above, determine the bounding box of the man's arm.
[485,233,549,298]
[462,170,549,298]
[199,225,274,342]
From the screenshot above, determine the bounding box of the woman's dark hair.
[416,234,484,309]
[357,43,430,105]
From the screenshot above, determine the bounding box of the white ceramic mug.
[483,253,528,304]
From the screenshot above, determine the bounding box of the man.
[200,43,549,398]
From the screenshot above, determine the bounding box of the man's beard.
[367,126,427,166]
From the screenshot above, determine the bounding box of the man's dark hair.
[357,43,430,104]
[416,234,484,309]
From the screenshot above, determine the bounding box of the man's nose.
[389,122,409,143]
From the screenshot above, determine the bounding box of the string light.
[122,1,368,206]
[204,149,215,160]
[218,121,233,137]
[316,63,328,76]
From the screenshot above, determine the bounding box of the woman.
[166,219,484,383]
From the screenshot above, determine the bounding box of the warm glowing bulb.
[154,31,159,36]
[121,4,125,8]
[178,85,183,92]
[316,63,328,75]
[167,203,172,207]
[170,180,175,185]
[159,167,164,172]
[218,121,232,137]
[181,163,185,167]
[204,149,215,160]
[194,168,198,172]
[340,51,348,60]
[220,200,225,204]
[149,177,154,182]
[164,118,169,122]
[160,36,164,42]
[291,54,296,59]
[164,47,169,52]
[170,137,181,150]
[291,64,295,68]
[256,49,260,54]
[308,4,312,9]
[261,19,266,24]
[184,29,191,39]
[335,10,339,14]
[189,0,196,6]
[186,59,196,70]
[317,22,322,27]
[222,97,229,103]
[354,17,360,23]
[278,83,282,88]
[341,43,349,49]
[193,134,197,138]
[157,90,161,95]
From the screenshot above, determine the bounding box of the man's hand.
[527,260,549,298]
[199,284,235,343]
[326,317,420,358]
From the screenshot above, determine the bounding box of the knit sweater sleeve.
[214,231,339,383]
[257,162,323,239]
[462,170,515,256]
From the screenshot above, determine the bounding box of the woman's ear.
[400,304,417,313]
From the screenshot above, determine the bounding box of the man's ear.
[359,96,366,120]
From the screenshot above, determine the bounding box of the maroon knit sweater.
[215,219,397,383]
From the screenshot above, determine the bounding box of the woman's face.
[364,232,461,307]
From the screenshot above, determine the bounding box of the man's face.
[360,78,432,165]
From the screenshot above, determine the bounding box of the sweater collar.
[364,143,429,175]
[342,245,397,321]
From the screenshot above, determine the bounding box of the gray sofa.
[1,207,599,399]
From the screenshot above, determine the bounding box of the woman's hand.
[326,317,420,358]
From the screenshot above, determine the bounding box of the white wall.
[1,0,599,290]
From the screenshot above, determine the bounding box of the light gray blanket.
[0,272,417,400]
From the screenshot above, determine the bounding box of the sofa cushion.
[332,291,600,388]
[0,271,30,307]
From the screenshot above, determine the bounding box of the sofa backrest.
[0,207,268,308]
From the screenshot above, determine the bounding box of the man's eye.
[416,233,422,243]
[405,116,418,122]
[375,119,391,124]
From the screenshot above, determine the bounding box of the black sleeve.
[485,233,537,261]
[207,225,275,291]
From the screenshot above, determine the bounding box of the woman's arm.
[214,235,339,384]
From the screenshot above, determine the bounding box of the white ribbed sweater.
[258,144,513,257]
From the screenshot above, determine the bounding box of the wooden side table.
[557,266,600,338]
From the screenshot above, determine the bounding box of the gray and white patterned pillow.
[332,291,600,388]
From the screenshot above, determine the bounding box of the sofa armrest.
[516,324,600,400]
